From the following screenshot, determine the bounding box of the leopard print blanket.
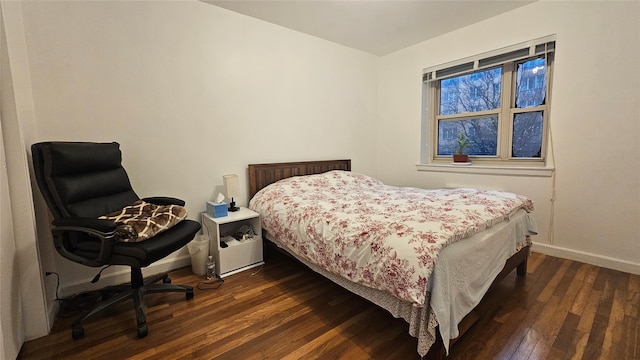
[99,200,187,242]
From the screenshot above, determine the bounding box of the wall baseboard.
[533,242,640,275]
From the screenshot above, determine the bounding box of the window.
[422,36,555,166]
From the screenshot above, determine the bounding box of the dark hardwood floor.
[19,248,640,359]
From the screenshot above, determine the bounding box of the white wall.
[17,0,379,320]
[6,0,640,348]
[377,1,640,273]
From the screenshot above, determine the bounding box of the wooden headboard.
[248,159,351,199]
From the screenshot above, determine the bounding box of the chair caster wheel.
[186,289,194,300]
[137,325,148,338]
[163,275,171,284]
[72,326,85,339]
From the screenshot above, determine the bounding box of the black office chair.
[31,141,201,339]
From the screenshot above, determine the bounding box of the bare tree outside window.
[434,56,549,160]
[438,68,501,156]
[513,58,546,157]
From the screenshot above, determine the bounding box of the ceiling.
[203,1,535,56]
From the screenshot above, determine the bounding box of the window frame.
[421,36,555,168]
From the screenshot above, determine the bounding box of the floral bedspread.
[249,171,534,306]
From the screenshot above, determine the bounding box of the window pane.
[516,58,546,108]
[512,112,543,157]
[439,68,502,115]
[438,117,498,156]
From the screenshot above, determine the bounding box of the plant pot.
[453,154,469,163]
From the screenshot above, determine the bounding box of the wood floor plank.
[583,277,616,360]
[577,290,602,335]
[623,315,639,360]
[601,288,632,360]
[18,250,640,360]
[527,335,553,360]
[538,259,572,303]
[280,307,377,360]
[551,312,580,356]
[552,261,582,298]
[520,260,579,357]
[567,329,590,360]
[570,263,599,316]
[527,251,545,273]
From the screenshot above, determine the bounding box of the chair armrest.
[142,197,185,206]
[52,217,118,233]
[52,217,119,265]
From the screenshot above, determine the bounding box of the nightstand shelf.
[202,207,264,278]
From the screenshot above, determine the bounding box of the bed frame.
[248,159,529,359]
[248,159,352,198]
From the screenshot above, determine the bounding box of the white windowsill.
[416,163,554,177]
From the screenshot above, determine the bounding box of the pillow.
[99,200,187,242]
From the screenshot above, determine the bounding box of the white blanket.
[430,209,537,353]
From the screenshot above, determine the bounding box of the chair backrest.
[32,142,140,219]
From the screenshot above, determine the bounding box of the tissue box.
[206,201,228,218]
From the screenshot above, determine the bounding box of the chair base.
[70,268,194,339]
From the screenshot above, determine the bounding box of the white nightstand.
[201,207,264,278]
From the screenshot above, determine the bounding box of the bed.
[247,159,536,359]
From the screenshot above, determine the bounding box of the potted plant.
[453,131,471,163]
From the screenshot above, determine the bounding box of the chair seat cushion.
[76,219,201,268]
[99,200,187,242]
